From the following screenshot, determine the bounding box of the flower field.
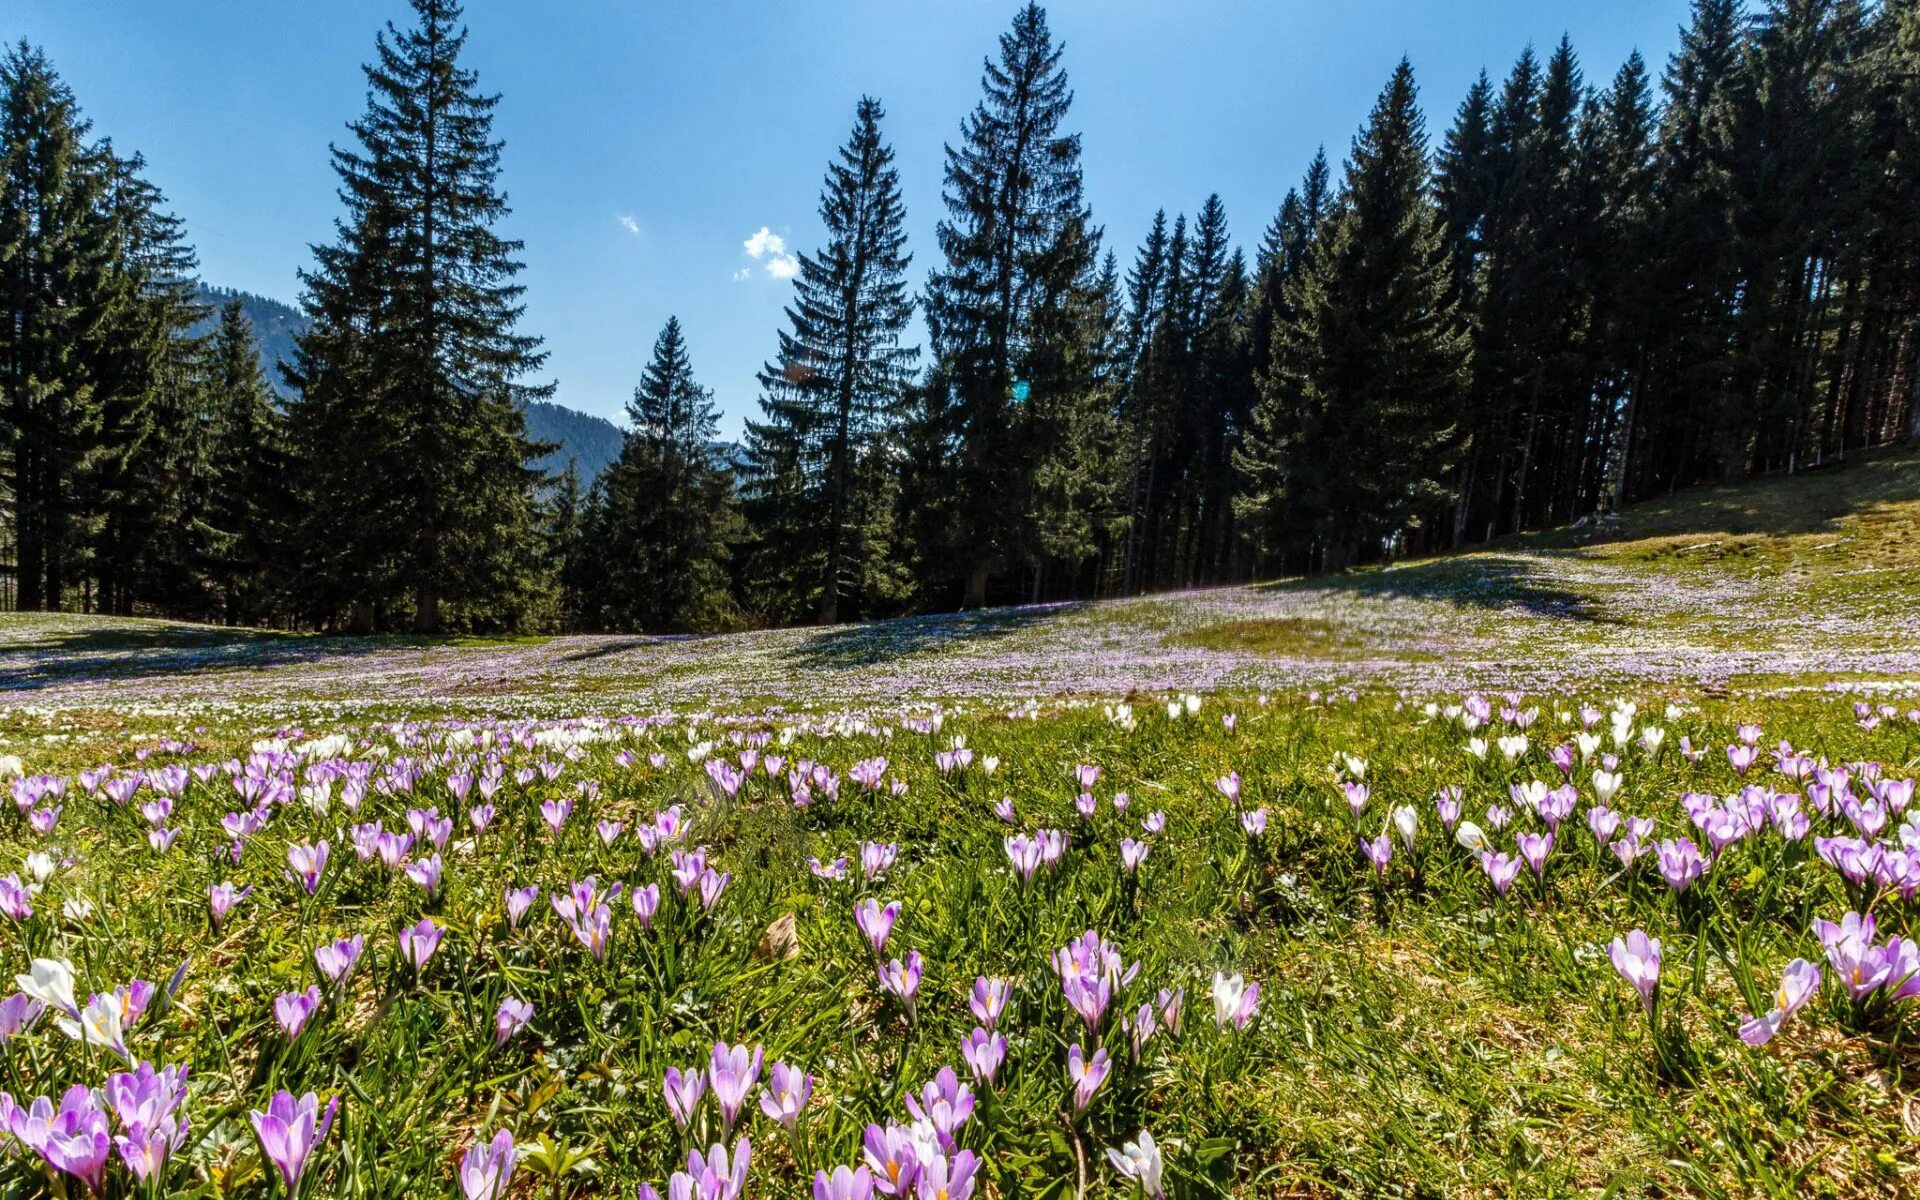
[2,456,1920,1198]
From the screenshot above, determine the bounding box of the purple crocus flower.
[1360,834,1392,876]
[1587,805,1622,845]
[287,841,329,895]
[680,1138,751,1200]
[1067,1043,1111,1114]
[664,1065,708,1130]
[1240,808,1269,838]
[1215,772,1240,805]
[698,868,732,911]
[914,1149,978,1200]
[539,797,573,836]
[1480,851,1521,897]
[404,853,443,899]
[904,1067,976,1151]
[632,882,662,929]
[1119,838,1149,873]
[0,991,46,1041]
[209,881,252,930]
[398,917,443,976]
[960,1026,1006,1083]
[596,820,625,847]
[757,1061,814,1129]
[1608,929,1661,1016]
[992,797,1015,823]
[860,841,898,882]
[275,985,322,1041]
[1738,958,1821,1046]
[459,1129,517,1200]
[469,803,496,835]
[1656,838,1707,893]
[1515,831,1553,878]
[878,951,924,1017]
[487,994,532,1046]
[505,886,538,929]
[855,899,900,955]
[707,1041,765,1133]
[863,1122,921,1196]
[40,1086,111,1196]
[1210,971,1260,1030]
[314,935,365,987]
[249,1089,338,1195]
[970,976,1010,1028]
[815,1164,877,1200]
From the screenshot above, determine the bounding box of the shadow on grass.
[1257,553,1616,622]
[792,602,1083,670]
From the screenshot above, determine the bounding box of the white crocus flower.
[1592,769,1624,806]
[1465,738,1489,761]
[1497,734,1529,762]
[1391,805,1418,851]
[24,852,55,886]
[17,957,80,1017]
[1105,1130,1166,1198]
[1454,821,1490,854]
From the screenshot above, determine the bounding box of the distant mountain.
[522,399,623,483]
[191,282,625,483]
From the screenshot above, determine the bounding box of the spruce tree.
[205,300,290,623]
[595,318,740,632]
[920,2,1100,608]
[741,96,917,625]
[0,43,112,612]
[287,0,549,633]
[1236,60,1469,570]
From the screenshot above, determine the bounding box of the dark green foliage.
[587,317,741,633]
[740,97,917,626]
[1236,60,1470,570]
[916,2,1111,609]
[284,0,550,633]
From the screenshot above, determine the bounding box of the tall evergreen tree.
[204,300,290,623]
[741,96,917,625]
[594,318,740,632]
[286,0,549,633]
[919,2,1101,608]
[0,43,112,612]
[1236,60,1469,570]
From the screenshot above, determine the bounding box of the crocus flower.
[861,842,898,881]
[970,977,1010,1028]
[314,935,365,987]
[0,991,45,1041]
[1241,808,1268,838]
[904,1067,975,1151]
[539,797,573,835]
[960,1026,1006,1083]
[505,886,538,929]
[1390,805,1418,851]
[398,917,443,976]
[1210,971,1260,1030]
[404,853,443,899]
[276,986,322,1041]
[992,798,1015,823]
[855,899,900,955]
[1480,851,1521,897]
[683,1138,751,1200]
[287,841,329,895]
[1067,1044,1110,1113]
[495,995,533,1046]
[209,882,251,930]
[758,1061,813,1129]
[664,1065,707,1129]
[1119,838,1149,873]
[1106,1129,1166,1198]
[249,1089,338,1195]
[1608,929,1661,1016]
[862,1122,921,1195]
[596,819,625,847]
[1360,833,1392,876]
[815,1164,877,1200]
[460,1129,517,1200]
[1738,958,1821,1046]
[40,1088,111,1196]
[698,868,731,911]
[632,882,662,928]
[708,1041,765,1133]
[914,1149,978,1200]
[1656,838,1707,893]
[879,951,924,1017]
[1515,831,1553,878]
[1215,772,1240,805]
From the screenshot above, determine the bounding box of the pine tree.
[920,2,1100,608]
[595,318,741,632]
[1236,60,1469,570]
[205,300,290,623]
[286,0,549,633]
[741,96,917,625]
[0,43,113,612]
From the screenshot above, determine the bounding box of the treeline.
[4,0,1918,633]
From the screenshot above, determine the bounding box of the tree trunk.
[962,558,990,609]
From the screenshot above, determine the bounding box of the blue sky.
[8,0,1686,438]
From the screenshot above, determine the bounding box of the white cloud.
[741,225,800,281]
[619,215,640,235]
[732,268,752,282]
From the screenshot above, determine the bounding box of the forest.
[2,0,1916,633]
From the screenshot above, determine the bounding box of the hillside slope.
[4,448,1917,714]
